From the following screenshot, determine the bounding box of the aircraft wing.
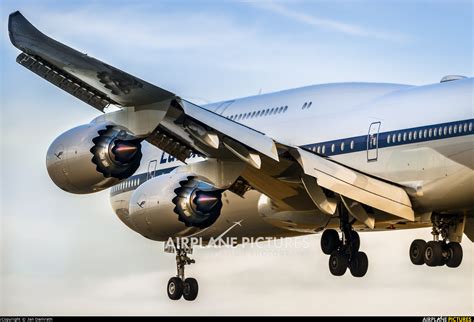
[8,11,174,111]
[9,11,414,223]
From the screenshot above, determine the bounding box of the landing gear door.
[147,159,157,180]
[367,122,381,162]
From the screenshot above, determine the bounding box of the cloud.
[250,1,410,43]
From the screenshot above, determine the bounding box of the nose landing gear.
[167,247,199,301]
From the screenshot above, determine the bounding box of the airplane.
[8,11,473,302]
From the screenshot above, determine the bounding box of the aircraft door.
[367,122,381,162]
[147,160,157,180]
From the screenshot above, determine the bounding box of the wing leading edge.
[8,11,175,111]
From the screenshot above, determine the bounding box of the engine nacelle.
[129,172,223,240]
[46,123,142,194]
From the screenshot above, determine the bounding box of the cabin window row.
[309,140,356,155]
[112,177,140,192]
[386,122,473,145]
[225,105,289,121]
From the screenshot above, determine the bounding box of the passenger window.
[392,134,396,142]
[443,126,448,135]
[414,131,417,140]
[322,145,326,154]
[387,135,391,144]
[469,123,473,132]
[458,124,462,133]
[419,130,423,138]
[403,133,407,141]
[428,128,432,137]
[448,126,452,134]
[341,142,345,151]
[331,144,335,153]
[408,132,412,140]
[453,125,457,134]
[317,146,321,154]
[433,128,437,137]
[398,133,402,142]
[350,140,354,150]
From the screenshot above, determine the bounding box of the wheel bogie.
[409,237,464,269]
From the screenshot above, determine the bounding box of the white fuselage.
[110,78,474,240]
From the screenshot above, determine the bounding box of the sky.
[0,0,473,316]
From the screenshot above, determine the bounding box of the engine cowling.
[46,123,142,194]
[129,172,223,240]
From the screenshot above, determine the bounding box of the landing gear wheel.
[167,277,184,300]
[183,278,199,301]
[446,242,463,268]
[424,241,443,266]
[409,239,426,265]
[321,229,341,255]
[349,230,360,252]
[349,251,368,277]
[329,251,348,276]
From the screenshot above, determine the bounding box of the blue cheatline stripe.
[110,118,473,196]
[302,118,473,157]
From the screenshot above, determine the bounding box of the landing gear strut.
[167,247,199,301]
[321,206,368,277]
[409,214,463,268]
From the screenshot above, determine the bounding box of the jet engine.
[129,172,223,240]
[46,123,142,194]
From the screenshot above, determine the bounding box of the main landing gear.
[321,207,368,277]
[409,214,463,268]
[167,247,199,301]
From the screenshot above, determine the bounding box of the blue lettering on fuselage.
[160,152,176,164]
